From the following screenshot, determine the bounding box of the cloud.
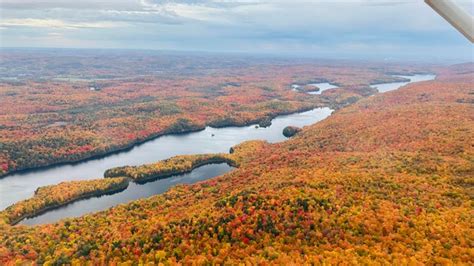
[0,0,141,10]
[0,19,121,29]
[0,0,472,61]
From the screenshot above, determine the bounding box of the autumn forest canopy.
[0,50,433,177]
[0,49,473,264]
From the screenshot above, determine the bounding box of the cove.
[0,107,333,210]
[20,163,233,225]
[306,83,339,95]
[2,73,436,225]
[370,74,436,93]
[291,82,339,94]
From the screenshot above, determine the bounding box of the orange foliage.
[1,62,471,264]
[0,53,432,176]
[0,178,128,225]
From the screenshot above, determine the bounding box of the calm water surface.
[21,163,232,225]
[1,107,333,210]
[370,74,436,93]
[291,82,339,94]
[307,83,339,95]
[3,74,436,225]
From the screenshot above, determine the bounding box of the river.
[21,163,233,225]
[1,107,333,211]
[291,82,339,94]
[2,74,435,225]
[370,74,436,93]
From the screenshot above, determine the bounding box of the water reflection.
[21,163,233,225]
[1,107,333,209]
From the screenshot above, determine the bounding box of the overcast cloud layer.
[0,0,472,61]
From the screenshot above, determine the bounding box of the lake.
[0,107,333,210]
[21,163,233,225]
[370,74,436,93]
[2,74,436,225]
[307,83,339,94]
[290,82,339,94]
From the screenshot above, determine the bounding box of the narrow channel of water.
[3,73,436,226]
[21,163,233,225]
[0,107,333,210]
[370,74,436,93]
[291,82,339,94]
[307,83,339,95]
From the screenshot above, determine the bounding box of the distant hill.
[0,64,473,264]
[0,53,432,177]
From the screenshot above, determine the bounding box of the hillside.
[0,66,472,264]
[0,52,431,177]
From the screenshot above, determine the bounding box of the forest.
[103,154,234,182]
[0,178,129,226]
[0,51,434,176]
[0,63,471,264]
[0,140,264,226]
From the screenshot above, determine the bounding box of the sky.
[0,0,473,62]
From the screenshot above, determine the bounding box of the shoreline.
[1,74,436,178]
[130,159,237,184]
[16,162,236,226]
[8,141,263,225]
[0,104,322,179]
[9,179,129,226]
[3,74,438,225]
[368,73,437,85]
